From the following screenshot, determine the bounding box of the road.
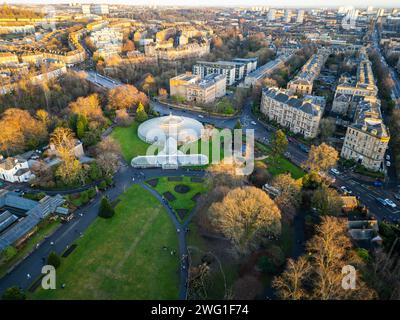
[372,29,400,106]
[0,165,204,298]
[2,86,400,298]
[152,98,400,223]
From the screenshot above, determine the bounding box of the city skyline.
[6,0,400,8]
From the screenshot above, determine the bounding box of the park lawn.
[255,142,304,179]
[111,121,150,162]
[0,218,61,279]
[150,176,208,217]
[186,222,239,299]
[30,185,179,300]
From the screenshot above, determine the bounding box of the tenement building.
[332,51,378,117]
[287,50,329,96]
[260,87,324,138]
[169,72,226,104]
[341,97,389,171]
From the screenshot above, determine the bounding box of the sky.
[6,0,400,8]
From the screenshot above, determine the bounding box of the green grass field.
[31,185,179,300]
[255,142,304,179]
[111,121,150,162]
[148,176,208,220]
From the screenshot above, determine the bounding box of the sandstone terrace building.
[169,72,226,104]
[260,87,324,139]
[331,49,378,118]
[341,96,389,172]
[287,49,329,96]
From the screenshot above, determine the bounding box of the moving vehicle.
[384,199,397,208]
[299,144,310,153]
[330,168,340,175]
[376,197,387,206]
[386,161,391,167]
[197,114,204,118]
[250,121,257,125]
[340,186,352,195]
[374,180,383,187]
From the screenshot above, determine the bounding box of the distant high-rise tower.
[81,4,91,15]
[284,10,291,23]
[267,9,276,22]
[296,10,304,24]
[92,4,109,15]
[376,8,385,17]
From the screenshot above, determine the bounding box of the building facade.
[341,97,389,171]
[170,72,226,104]
[0,156,33,183]
[287,50,328,96]
[332,50,378,117]
[260,87,324,138]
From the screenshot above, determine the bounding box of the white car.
[386,155,391,161]
[330,168,340,175]
[198,114,204,118]
[386,161,391,167]
[385,199,397,208]
[250,121,257,125]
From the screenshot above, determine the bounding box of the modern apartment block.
[169,72,226,104]
[193,58,258,86]
[260,87,324,138]
[341,97,389,171]
[193,61,236,86]
[332,50,378,117]
[232,58,258,76]
[287,51,329,96]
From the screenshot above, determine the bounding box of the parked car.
[376,197,387,206]
[385,199,397,208]
[250,121,257,125]
[198,114,204,118]
[386,161,391,167]
[386,155,391,161]
[330,168,340,175]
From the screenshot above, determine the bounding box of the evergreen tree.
[98,197,115,218]
[47,251,61,269]
[136,102,148,123]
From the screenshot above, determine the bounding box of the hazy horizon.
[5,0,400,9]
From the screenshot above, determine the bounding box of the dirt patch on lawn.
[174,184,191,194]
[176,209,189,220]
[168,177,182,182]
[191,193,201,202]
[163,191,176,202]
[146,178,159,187]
